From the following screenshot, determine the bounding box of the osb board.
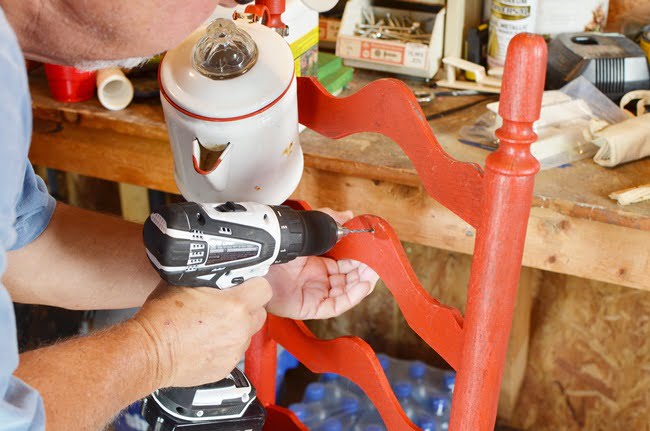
[511,274,650,431]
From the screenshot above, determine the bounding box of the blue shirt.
[1,8,56,430]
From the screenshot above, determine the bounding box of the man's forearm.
[4,203,160,309]
[15,319,160,431]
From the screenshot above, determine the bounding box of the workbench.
[28,69,650,291]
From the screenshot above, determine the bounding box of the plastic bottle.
[354,409,386,431]
[417,413,438,431]
[393,381,421,421]
[289,402,327,427]
[339,395,360,415]
[430,394,451,430]
[377,354,392,380]
[289,403,309,422]
[315,418,343,431]
[337,396,362,428]
[276,347,299,398]
[442,371,455,394]
[320,373,352,404]
[321,372,340,384]
[304,382,327,403]
[408,361,430,406]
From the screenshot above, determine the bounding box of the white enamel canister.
[159,18,302,204]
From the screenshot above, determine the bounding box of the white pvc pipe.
[96,67,134,111]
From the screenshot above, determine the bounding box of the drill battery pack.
[141,368,266,431]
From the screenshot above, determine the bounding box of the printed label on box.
[319,18,340,42]
[338,37,406,65]
[338,37,362,58]
[404,43,428,68]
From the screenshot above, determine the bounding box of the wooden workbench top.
[29,69,650,231]
[28,68,650,290]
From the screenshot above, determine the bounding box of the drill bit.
[336,225,374,241]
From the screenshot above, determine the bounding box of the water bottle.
[277,347,299,391]
[417,413,438,431]
[442,372,455,394]
[321,372,339,383]
[289,402,327,428]
[315,417,343,431]
[430,394,451,430]
[338,395,360,415]
[408,361,429,407]
[336,396,362,427]
[320,373,353,404]
[304,382,327,404]
[327,373,372,410]
[393,381,421,421]
[354,409,385,431]
[376,354,392,381]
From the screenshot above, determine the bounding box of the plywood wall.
[511,274,650,431]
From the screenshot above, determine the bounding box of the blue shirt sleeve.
[0,5,49,431]
[10,164,56,251]
[0,288,46,431]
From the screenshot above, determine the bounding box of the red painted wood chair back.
[245,34,548,431]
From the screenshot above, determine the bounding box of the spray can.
[487,0,538,68]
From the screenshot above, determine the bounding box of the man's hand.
[265,209,379,320]
[132,278,272,388]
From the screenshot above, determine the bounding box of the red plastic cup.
[44,64,97,103]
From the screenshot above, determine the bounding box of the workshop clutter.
[96,67,134,111]
[289,354,455,430]
[44,63,137,110]
[460,78,629,170]
[44,64,96,103]
[336,0,445,79]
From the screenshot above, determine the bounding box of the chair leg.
[449,175,535,431]
[245,322,277,406]
[449,33,547,431]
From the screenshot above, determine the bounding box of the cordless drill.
[141,201,371,430]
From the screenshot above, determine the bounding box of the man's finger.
[249,307,268,334]
[230,277,273,309]
[329,273,346,289]
[337,259,361,274]
[358,263,380,286]
[345,270,360,284]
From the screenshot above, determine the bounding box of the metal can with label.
[487,0,538,68]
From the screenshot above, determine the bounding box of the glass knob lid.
[192,18,259,80]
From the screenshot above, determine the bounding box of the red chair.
[245,33,548,431]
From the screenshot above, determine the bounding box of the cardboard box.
[336,0,445,79]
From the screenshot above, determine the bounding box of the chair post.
[449,34,547,431]
[245,322,278,406]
